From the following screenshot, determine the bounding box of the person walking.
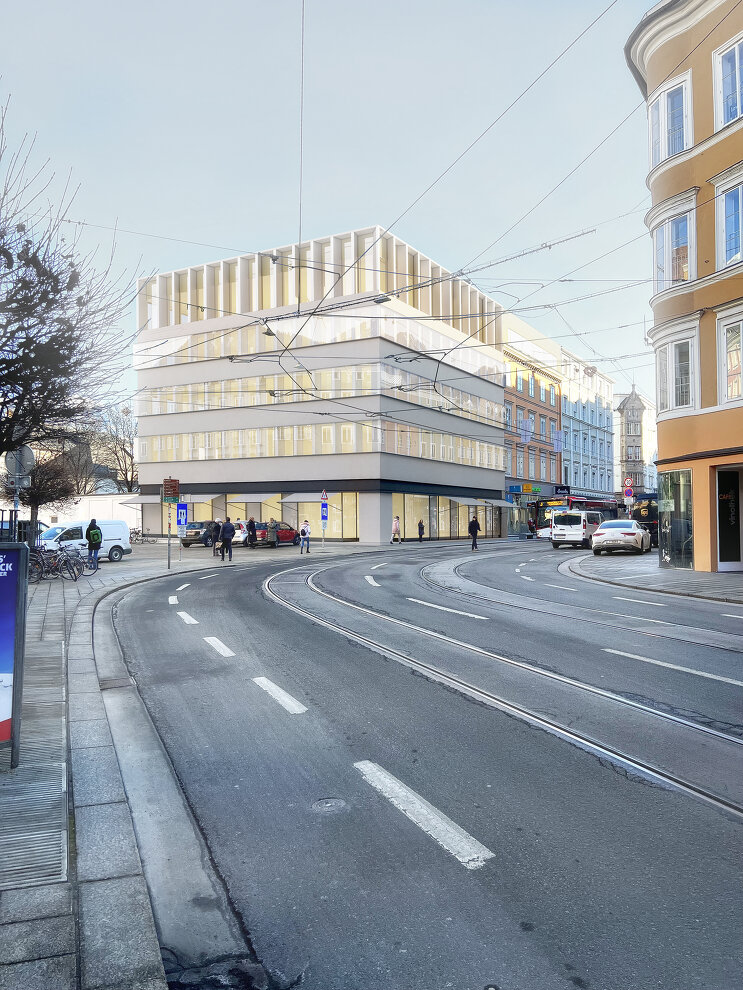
[210,519,222,556]
[468,514,481,551]
[267,517,279,548]
[85,518,103,571]
[299,520,311,554]
[390,516,403,544]
[418,519,425,542]
[219,517,235,562]
[247,516,257,548]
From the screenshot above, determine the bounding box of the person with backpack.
[85,518,103,571]
[219,517,236,562]
[468,514,481,551]
[299,520,311,554]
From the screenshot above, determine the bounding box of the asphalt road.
[114,541,743,990]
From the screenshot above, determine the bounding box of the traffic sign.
[320,489,328,500]
[321,502,328,521]
[176,503,188,527]
[4,445,35,477]
[624,477,633,487]
[163,478,179,502]
[624,487,634,498]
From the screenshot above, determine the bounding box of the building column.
[358,491,392,544]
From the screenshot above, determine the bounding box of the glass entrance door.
[717,468,743,571]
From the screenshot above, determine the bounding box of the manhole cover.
[311,798,348,814]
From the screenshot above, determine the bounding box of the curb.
[565,558,742,604]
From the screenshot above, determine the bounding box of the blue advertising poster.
[0,548,20,744]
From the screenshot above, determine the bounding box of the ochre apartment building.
[626,0,743,570]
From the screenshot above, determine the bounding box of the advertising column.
[0,543,29,769]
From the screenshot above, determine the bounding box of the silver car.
[592,519,652,555]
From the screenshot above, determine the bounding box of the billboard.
[0,545,28,766]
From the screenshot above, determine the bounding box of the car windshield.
[41,526,66,540]
[553,513,581,526]
[186,523,203,530]
[599,521,633,529]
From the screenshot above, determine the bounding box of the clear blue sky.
[2,0,656,399]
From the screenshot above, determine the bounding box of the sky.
[2,0,657,402]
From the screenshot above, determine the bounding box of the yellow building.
[626,0,743,571]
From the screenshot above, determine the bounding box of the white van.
[550,510,603,549]
[40,520,132,562]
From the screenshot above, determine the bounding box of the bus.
[530,495,620,539]
[630,492,658,546]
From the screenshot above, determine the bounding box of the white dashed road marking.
[204,637,236,657]
[365,575,381,587]
[354,761,495,870]
[199,574,217,580]
[520,575,535,582]
[406,598,488,620]
[613,597,667,607]
[722,613,743,619]
[176,583,190,591]
[176,611,199,625]
[168,596,178,605]
[545,584,576,592]
[371,562,388,570]
[252,677,307,714]
[603,649,743,687]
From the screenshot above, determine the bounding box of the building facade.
[559,348,615,497]
[613,387,658,494]
[626,0,743,570]
[133,227,511,543]
[500,314,562,533]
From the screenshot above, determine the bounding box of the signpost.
[4,446,35,542]
[162,478,179,570]
[176,503,187,561]
[320,490,328,550]
[0,543,29,770]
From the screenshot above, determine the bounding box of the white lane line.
[520,575,535,582]
[204,637,235,657]
[365,575,381,587]
[199,574,217,580]
[613,597,667,607]
[252,677,307,714]
[168,596,179,605]
[371,562,388,570]
[176,583,190,591]
[722,613,743,619]
[406,598,488,620]
[603,648,743,688]
[545,584,577,592]
[354,761,494,871]
[176,611,199,625]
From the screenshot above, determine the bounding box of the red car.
[253,521,300,547]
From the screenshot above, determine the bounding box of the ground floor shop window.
[659,470,693,569]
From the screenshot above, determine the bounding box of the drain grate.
[0,829,67,888]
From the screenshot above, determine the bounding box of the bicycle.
[29,547,79,581]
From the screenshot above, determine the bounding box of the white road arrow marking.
[365,575,381,587]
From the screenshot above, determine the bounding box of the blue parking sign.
[176,503,188,526]
[321,502,328,521]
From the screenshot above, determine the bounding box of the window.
[657,337,695,412]
[528,413,535,438]
[516,370,524,392]
[539,381,546,402]
[582,435,588,454]
[714,35,743,129]
[653,213,693,292]
[528,450,535,479]
[719,312,743,404]
[719,182,742,268]
[528,375,535,398]
[516,446,524,476]
[540,453,547,481]
[516,407,524,430]
[550,385,556,406]
[573,432,578,452]
[591,438,596,456]
[539,416,547,439]
[550,456,556,483]
[505,403,512,428]
[649,76,690,168]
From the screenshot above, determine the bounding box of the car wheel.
[203,536,213,547]
[644,540,652,553]
[293,534,300,546]
[108,546,124,563]
[582,539,590,549]
[551,541,560,549]
[593,548,601,555]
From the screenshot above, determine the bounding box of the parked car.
[592,519,652,555]
[40,520,132,562]
[550,510,603,549]
[231,521,253,546]
[180,521,216,548]
[253,521,300,547]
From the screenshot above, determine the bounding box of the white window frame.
[652,212,695,292]
[711,161,743,271]
[653,322,699,419]
[648,71,692,169]
[717,304,743,407]
[713,31,743,132]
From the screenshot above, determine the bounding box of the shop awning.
[477,498,513,508]
[121,495,160,505]
[447,496,483,507]
[280,492,339,503]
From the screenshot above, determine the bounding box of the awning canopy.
[121,495,160,505]
[280,492,339,503]
[447,496,482,507]
[477,498,513,508]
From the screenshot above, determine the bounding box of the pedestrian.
[299,519,311,554]
[219,517,235,562]
[247,516,257,548]
[390,515,403,544]
[468,514,481,551]
[85,518,103,571]
[210,519,222,556]
[267,517,279,548]
[418,518,425,542]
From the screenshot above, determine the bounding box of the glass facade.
[659,470,693,569]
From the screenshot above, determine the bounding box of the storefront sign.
[0,544,29,769]
[508,485,522,493]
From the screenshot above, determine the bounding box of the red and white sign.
[623,477,633,488]
[320,489,328,500]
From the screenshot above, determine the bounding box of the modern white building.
[559,348,615,496]
[132,226,510,543]
[613,387,658,494]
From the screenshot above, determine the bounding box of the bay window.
[653,213,692,292]
[719,183,742,268]
[714,35,743,129]
[656,336,695,413]
[649,76,690,168]
[718,309,743,404]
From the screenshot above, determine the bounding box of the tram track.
[265,561,743,821]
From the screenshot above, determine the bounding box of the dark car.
[180,521,216,548]
[253,521,300,547]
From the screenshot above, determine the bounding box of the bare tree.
[1,458,77,544]
[96,405,138,492]
[0,100,135,457]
